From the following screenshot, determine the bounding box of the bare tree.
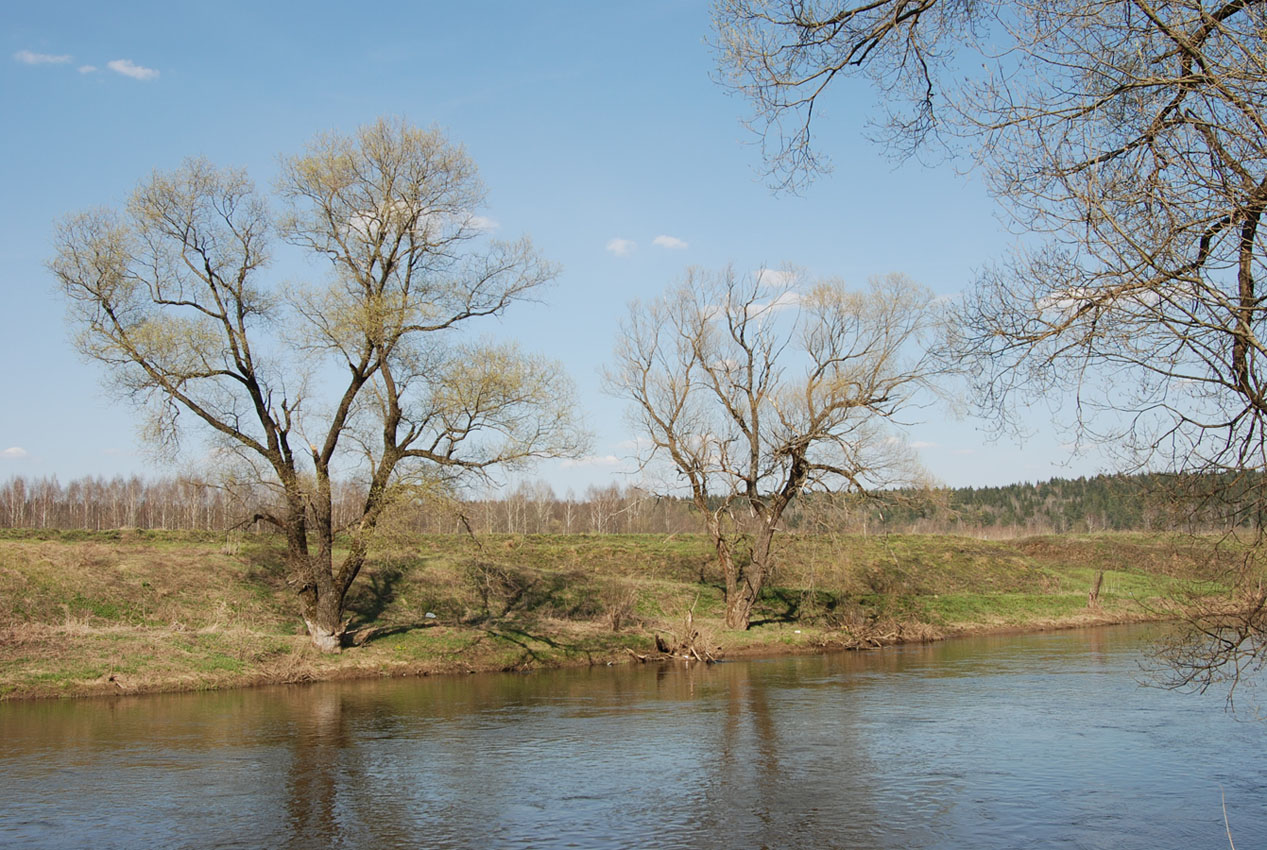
[585,484,627,534]
[713,0,988,191]
[50,117,586,651]
[526,479,558,533]
[608,267,943,628]
[715,0,1267,460]
[715,0,1267,691]
[563,488,578,534]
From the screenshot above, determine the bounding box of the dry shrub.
[644,597,721,661]
[601,582,640,631]
[839,614,942,648]
[219,532,244,556]
[820,598,870,631]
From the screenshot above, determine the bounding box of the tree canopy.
[50,118,586,651]
[715,0,1267,688]
[608,267,944,628]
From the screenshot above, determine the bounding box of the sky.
[0,1,1113,494]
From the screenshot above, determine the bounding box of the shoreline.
[0,609,1171,703]
[0,530,1216,703]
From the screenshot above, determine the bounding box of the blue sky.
[0,1,1109,493]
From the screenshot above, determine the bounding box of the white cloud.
[466,215,500,232]
[766,290,801,310]
[14,49,72,65]
[561,454,624,469]
[735,288,801,319]
[346,201,457,244]
[653,235,688,250]
[754,268,796,288]
[1,447,30,460]
[605,238,636,257]
[107,58,159,80]
[78,65,98,74]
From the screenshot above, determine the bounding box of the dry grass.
[0,529,1237,700]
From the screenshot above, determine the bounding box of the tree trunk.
[1088,570,1104,609]
[724,523,776,630]
[290,534,348,653]
[300,586,346,653]
[706,515,750,630]
[725,582,758,630]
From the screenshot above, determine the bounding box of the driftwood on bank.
[626,601,720,663]
[625,641,719,664]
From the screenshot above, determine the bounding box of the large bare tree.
[608,268,943,629]
[715,0,1267,691]
[50,118,585,651]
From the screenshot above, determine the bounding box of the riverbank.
[0,529,1236,700]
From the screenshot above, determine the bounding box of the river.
[1,624,1263,849]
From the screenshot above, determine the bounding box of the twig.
[1222,785,1236,850]
[457,511,484,551]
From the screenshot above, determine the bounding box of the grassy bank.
[0,529,1236,700]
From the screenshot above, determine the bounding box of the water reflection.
[1,625,1264,849]
[283,689,349,848]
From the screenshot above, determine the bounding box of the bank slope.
[0,530,1235,699]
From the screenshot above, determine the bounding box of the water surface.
[1,625,1263,848]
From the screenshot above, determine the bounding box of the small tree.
[608,267,943,629]
[50,117,586,651]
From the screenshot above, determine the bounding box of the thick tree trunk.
[725,582,758,630]
[299,585,346,653]
[721,526,776,630]
[282,479,362,653]
[1087,570,1104,609]
[289,533,349,653]
[707,515,752,630]
[703,507,783,630]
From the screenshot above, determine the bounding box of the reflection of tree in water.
[6,630,1244,849]
[664,655,963,850]
[283,688,344,846]
[278,674,567,848]
[282,686,417,849]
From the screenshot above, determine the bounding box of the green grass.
[0,529,1246,700]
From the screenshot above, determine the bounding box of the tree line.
[3,472,1255,537]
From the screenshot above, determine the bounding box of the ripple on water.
[0,624,1263,850]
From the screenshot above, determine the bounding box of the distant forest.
[1,472,1259,537]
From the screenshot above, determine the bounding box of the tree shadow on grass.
[353,616,619,668]
[749,587,847,627]
[468,561,598,620]
[344,564,406,629]
[482,623,619,668]
[349,619,438,646]
[748,586,803,627]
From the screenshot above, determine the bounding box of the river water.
[1,624,1263,849]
